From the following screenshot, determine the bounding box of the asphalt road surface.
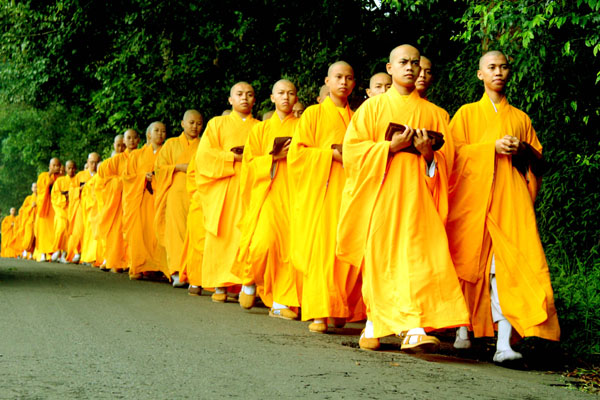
[0,258,592,399]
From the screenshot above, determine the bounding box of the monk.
[236,79,301,318]
[196,82,259,302]
[67,154,97,263]
[447,50,560,364]
[111,134,126,157]
[80,153,101,266]
[288,61,365,333]
[416,55,433,99]
[154,110,202,287]
[50,160,77,263]
[18,183,37,258]
[34,157,61,261]
[123,122,169,280]
[96,130,140,273]
[337,44,469,352]
[365,72,392,98]
[292,101,305,118]
[1,208,17,258]
[316,84,329,104]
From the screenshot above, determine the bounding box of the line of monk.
[1,46,560,365]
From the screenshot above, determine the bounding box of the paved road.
[0,258,591,399]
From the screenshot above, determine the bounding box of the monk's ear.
[477,70,484,81]
[324,76,330,86]
[228,96,234,106]
[180,120,185,130]
[365,88,372,97]
[270,93,275,104]
[386,62,392,75]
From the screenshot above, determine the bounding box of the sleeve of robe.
[122,149,147,239]
[37,173,53,219]
[237,122,274,262]
[96,156,123,239]
[153,141,177,245]
[195,118,236,236]
[51,179,68,214]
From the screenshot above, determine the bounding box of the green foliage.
[0,0,599,358]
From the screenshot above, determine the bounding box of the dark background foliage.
[1,0,598,357]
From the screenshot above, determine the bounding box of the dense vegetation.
[1,0,598,358]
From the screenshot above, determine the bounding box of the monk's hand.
[145,172,153,182]
[389,125,414,153]
[414,128,434,163]
[175,163,188,172]
[495,135,519,155]
[233,153,243,162]
[332,147,343,163]
[273,140,291,161]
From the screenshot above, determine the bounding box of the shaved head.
[317,84,330,103]
[181,109,203,140]
[366,72,392,98]
[113,134,125,154]
[229,82,255,116]
[124,129,140,150]
[327,61,353,77]
[183,109,202,121]
[389,44,420,63]
[49,157,61,174]
[87,152,100,174]
[479,50,507,69]
[272,79,296,94]
[230,81,253,97]
[113,134,124,143]
[65,160,76,177]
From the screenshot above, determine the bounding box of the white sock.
[364,320,374,339]
[457,326,469,340]
[190,285,199,289]
[241,284,256,295]
[313,318,326,324]
[406,327,427,344]
[215,287,226,294]
[272,301,287,310]
[496,319,513,352]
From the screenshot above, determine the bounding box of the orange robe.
[18,194,37,254]
[287,96,365,322]
[196,112,259,289]
[179,156,205,287]
[123,145,168,277]
[447,93,560,340]
[50,175,75,253]
[96,150,131,270]
[236,114,301,308]
[337,87,469,338]
[67,170,92,260]
[1,215,17,257]
[35,172,58,258]
[154,134,199,276]
[81,174,102,265]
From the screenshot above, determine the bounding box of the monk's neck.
[329,94,348,108]
[183,133,198,141]
[275,110,292,121]
[485,87,505,104]
[393,83,415,96]
[233,110,251,120]
[151,144,162,152]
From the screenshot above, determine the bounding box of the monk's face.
[325,64,355,100]
[124,130,140,150]
[31,183,37,193]
[270,81,297,114]
[59,165,65,175]
[366,73,392,98]
[10,208,15,216]
[477,53,509,92]
[150,122,167,146]
[49,159,61,174]
[87,154,100,173]
[293,102,305,118]
[229,83,255,115]
[387,46,421,89]
[114,137,125,154]
[181,112,203,139]
[416,57,433,94]
[65,161,76,177]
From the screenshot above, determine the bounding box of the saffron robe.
[18,194,37,254]
[80,174,101,265]
[96,150,131,270]
[179,156,205,287]
[196,112,259,289]
[154,133,199,276]
[1,215,17,258]
[287,96,365,322]
[50,175,75,252]
[337,87,469,338]
[236,113,301,308]
[123,145,168,277]
[67,170,92,260]
[447,93,560,341]
[35,172,58,258]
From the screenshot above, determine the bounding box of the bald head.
[113,134,125,154]
[31,182,37,193]
[123,128,140,151]
[65,160,76,177]
[272,79,296,94]
[270,79,297,116]
[87,152,100,174]
[229,82,255,116]
[325,61,355,104]
[389,44,420,64]
[366,72,392,98]
[416,56,433,96]
[49,157,61,174]
[317,84,329,104]
[9,207,15,216]
[387,44,421,94]
[327,61,353,77]
[181,109,203,140]
[479,50,507,69]
[293,101,305,118]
